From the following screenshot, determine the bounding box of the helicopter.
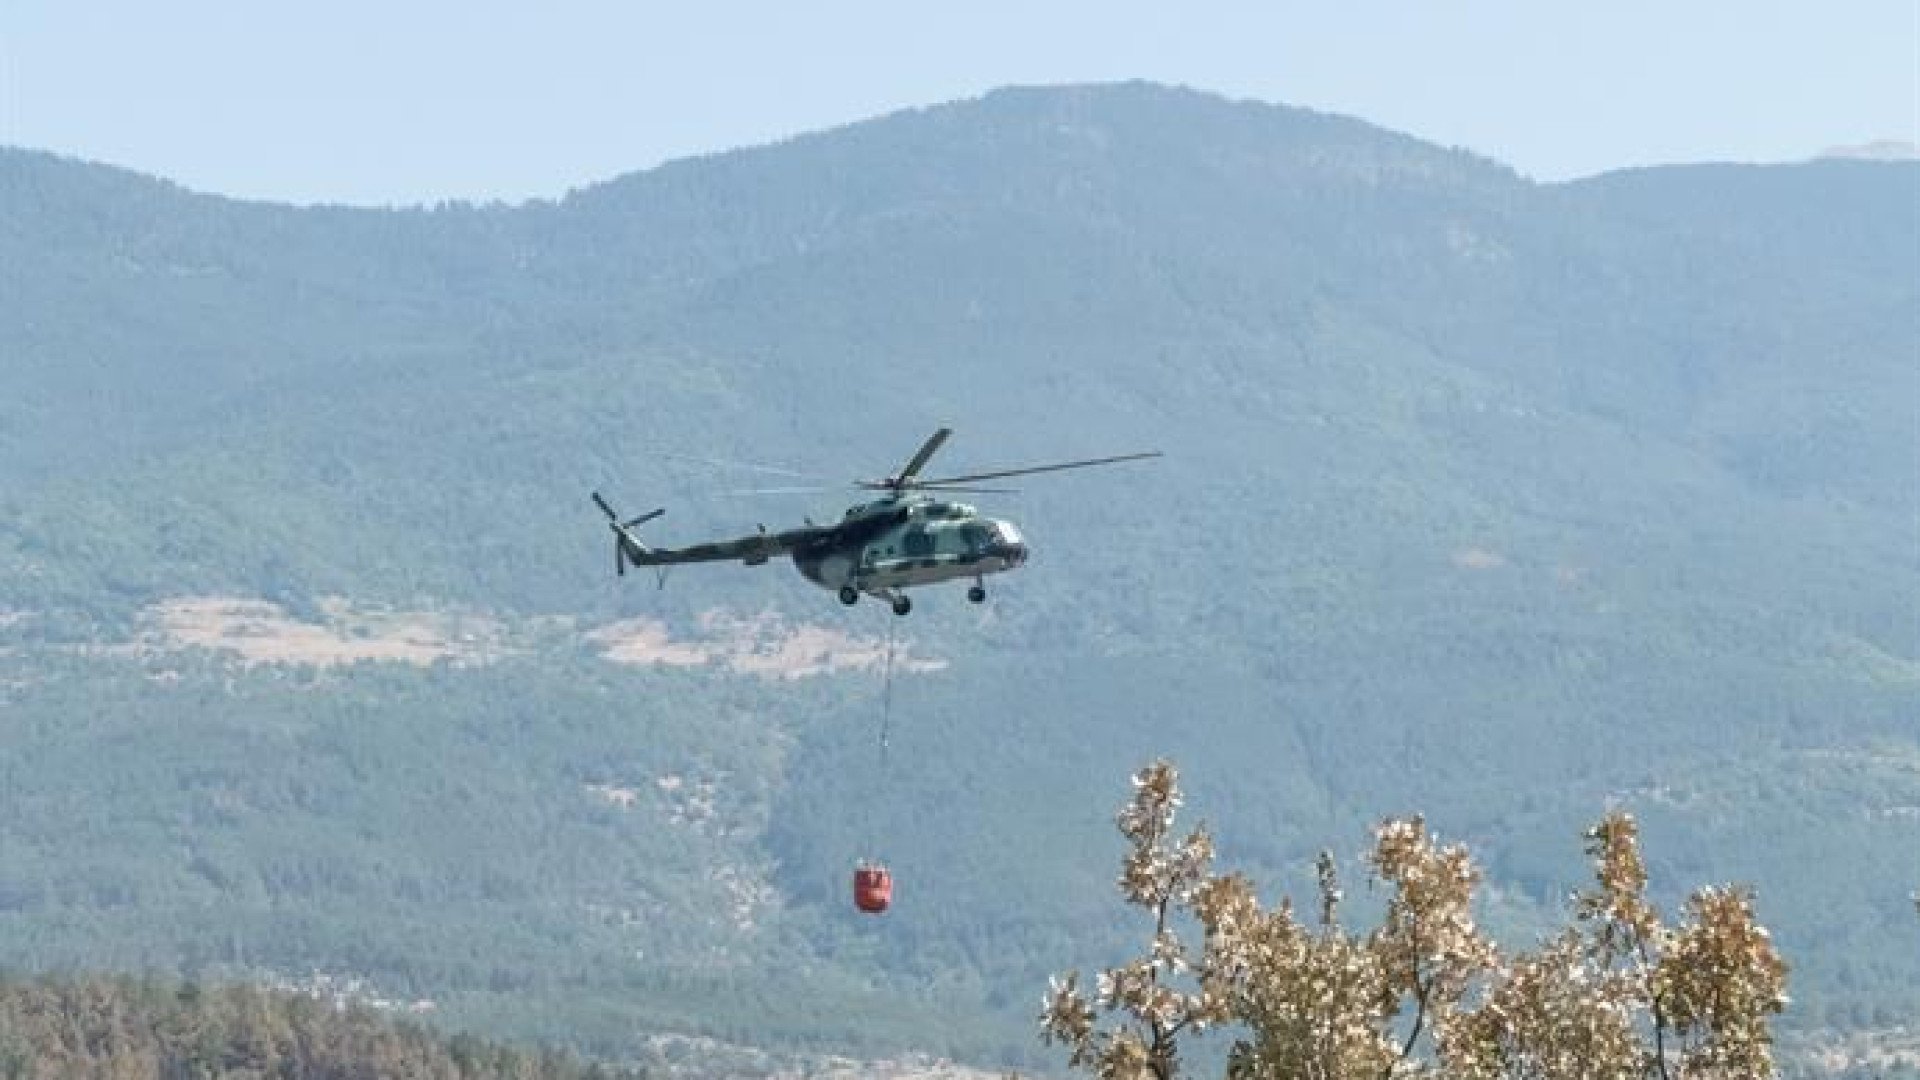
[591,428,1159,615]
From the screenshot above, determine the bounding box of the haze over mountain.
[1820,139,1918,162]
[1,83,1915,1073]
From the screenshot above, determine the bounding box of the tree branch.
[1638,938,1671,1080]
[1390,976,1431,1079]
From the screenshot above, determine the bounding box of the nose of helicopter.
[988,521,1028,566]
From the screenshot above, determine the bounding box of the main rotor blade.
[651,450,828,481]
[892,427,953,486]
[906,484,1020,494]
[592,491,620,521]
[716,485,840,496]
[911,450,1162,487]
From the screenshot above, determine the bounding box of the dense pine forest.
[0,974,637,1079]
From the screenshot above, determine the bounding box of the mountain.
[1821,139,1918,162]
[1,82,1915,1071]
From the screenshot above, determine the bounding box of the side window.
[903,527,934,557]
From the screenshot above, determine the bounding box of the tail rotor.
[592,492,663,577]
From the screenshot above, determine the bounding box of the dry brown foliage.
[1043,761,1788,1080]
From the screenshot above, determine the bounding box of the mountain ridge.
[1,81,1915,1071]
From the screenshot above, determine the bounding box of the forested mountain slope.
[1,83,1914,1068]
[0,973,637,1078]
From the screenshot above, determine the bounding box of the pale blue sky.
[4,1,1915,206]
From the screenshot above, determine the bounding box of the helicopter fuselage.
[594,427,1152,615]
[793,496,1028,594]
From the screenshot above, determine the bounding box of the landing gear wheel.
[967,585,986,603]
[890,596,912,616]
[838,586,859,606]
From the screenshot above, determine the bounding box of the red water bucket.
[853,865,892,914]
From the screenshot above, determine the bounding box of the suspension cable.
[878,614,896,771]
[861,611,899,865]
